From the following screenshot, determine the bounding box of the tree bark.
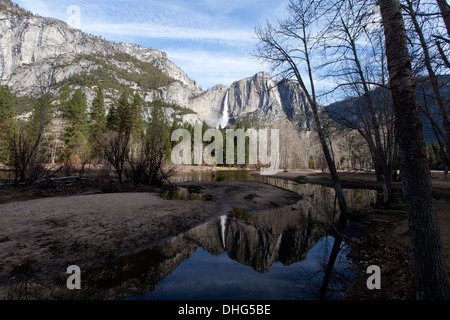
[379,0,450,299]
[437,0,450,38]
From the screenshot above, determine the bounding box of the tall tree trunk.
[437,0,450,38]
[379,0,450,300]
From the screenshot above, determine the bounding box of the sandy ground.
[0,180,302,286]
[1,169,449,299]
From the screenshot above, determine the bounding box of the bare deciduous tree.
[6,64,59,184]
[436,0,450,37]
[254,0,351,232]
[402,0,450,179]
[380,0,450,299]
[98,130,130,184]
[98,96,171,185]
[314,0,399,204]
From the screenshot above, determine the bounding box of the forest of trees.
[0,81,275,185]
[0,80,178,186]
[0,0,447,189]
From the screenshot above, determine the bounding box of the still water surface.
[122,170,375,300]
[1,170,377,300]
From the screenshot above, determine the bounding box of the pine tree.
[101,91,144,183]
[130,92,144,138]
[150,99,164,124]
[149,100,171,154]
[29,93,54,133]
[88,87,107,163]
[64,88,88,132]
[107,91,129,133]
[61,130,91,176]
[58,84,71,115]
[0,85,14,125]
[60,89,89,175]
[89,87,106,135]
[0,85,14,160]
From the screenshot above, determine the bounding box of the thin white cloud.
[195,0,260,15]
[12,0,287,89]
[84,22,255,44]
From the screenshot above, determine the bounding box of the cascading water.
[217,90,229,129]
[220,215,227,248]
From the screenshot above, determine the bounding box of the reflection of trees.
[318,238,353,300]
[289,236,354,300]
[252,177,368,300]
[0,179,373,300]
[0,198,327,300]
[0,235,200,300]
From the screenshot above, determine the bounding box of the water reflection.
[0,171,375,300]
[0,201,348,300]
[168,170,252,183]
[171,170,376,212]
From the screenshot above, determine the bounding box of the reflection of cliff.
[0,182,371,300]
[225,204,328,273]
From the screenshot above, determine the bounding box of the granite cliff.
[0,0,311,129]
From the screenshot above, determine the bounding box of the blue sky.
[13,0,290,90]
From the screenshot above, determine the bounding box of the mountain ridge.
[325,75,450,143]
[0,0,311,129]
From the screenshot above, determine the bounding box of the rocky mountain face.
[228,72,310,128]
[0,0,311,129]
[0,1,200,91]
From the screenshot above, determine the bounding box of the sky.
[13,0,290,90]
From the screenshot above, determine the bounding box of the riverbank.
[0,180,302,288]
[271,170,450,199]
[1,169,449,300]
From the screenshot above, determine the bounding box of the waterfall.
[220,215,227,248]
[217,90,229,129]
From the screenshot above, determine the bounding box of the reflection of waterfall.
[2,197,356,300]
[217,90,229,129]
[220,215,227,248]
[3,179,374,300]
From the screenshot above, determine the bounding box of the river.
[1,170,377,300]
